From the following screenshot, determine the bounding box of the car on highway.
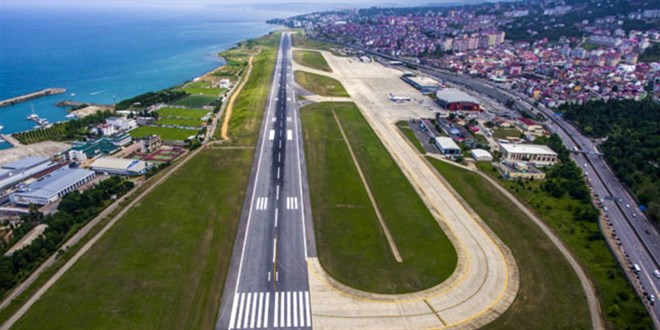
[653,269,660,279]
[633,264,642,273]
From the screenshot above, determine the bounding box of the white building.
[500,144,558,166]
[89,157,149,176]
[0,157,56,190]
[470,149,493,162]
[10,167,96,206]
[106,117,138,132]
[434,137,461,155]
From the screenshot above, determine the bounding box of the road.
[215,32,315,330]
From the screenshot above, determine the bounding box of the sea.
[0,4,279,150]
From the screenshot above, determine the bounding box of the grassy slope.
[478,163,652,329]
[293,50,332,72]
[225,33,281,146]
[427,159,591,329]
[294,71,349,97]
[12,32,280,330]
[302,102,456,293]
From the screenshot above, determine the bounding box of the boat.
[26,104,49,128]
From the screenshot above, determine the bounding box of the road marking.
[293,291,298,327]
[255,197,268,210]
[228,293,239,330]
[280,130,283,137]
[268,271,271,282]
[279,140,282,149]
[269,130,275,140]
[276,271,279,282]
[287,97,291,101]
[293,103,309,259]
[272,117,276,122]
[280,291,285,327]
[249,292,257,328]
[243,293,252,328]
[286,197,298,210]
[275,185,279,200]
[236,293,246,330]
[287,130,292,140]
[275,208,279,228]
[274,292,279,327]
[286,291,292,327]
[280,121,283,128]
[277,167,280,179]
[278,152,281,162]
[305,291,311,327]
[287,116,291,122]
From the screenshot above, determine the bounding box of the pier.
[0,88,66,108]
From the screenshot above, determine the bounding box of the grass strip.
[293,50,332,72]
[294,71,349,97]
[301,102,456,293]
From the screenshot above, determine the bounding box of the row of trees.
[115,89,188,110]
[559,99,660,222]
[0,177,134,296]
[13,111,114,144]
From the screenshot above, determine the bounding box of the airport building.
[0,157,56,190]
[401,73,442,94]
[436,88,482,111]
[67,134,132,162]
[470,149,493,162]
[500,143,558,166]
[434,136,461,155]
[90,157,149,176]
[10,166,96,206]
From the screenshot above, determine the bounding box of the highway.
[215,32,315,330]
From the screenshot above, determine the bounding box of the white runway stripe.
[287,129,292,140]
[229,291,310,329]
[255,197,268,210]
[269,129,275,140]
[286,197,298,210]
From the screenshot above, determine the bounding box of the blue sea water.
[0,5,276,149]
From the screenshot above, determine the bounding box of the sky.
[1,1,472,20]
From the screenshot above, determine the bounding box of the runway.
[216,32,316,330]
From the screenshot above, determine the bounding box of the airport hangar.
[436,88,482,111]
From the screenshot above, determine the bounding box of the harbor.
[0,88,66,108]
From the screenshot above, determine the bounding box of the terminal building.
[500,143,558,166]
[401,73,442,94]
[10,166,96,206]
[0,157,56,191]
[436,88,482,111]
[90,157,149,176]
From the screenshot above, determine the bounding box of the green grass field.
[11,149,252,330]
[180,81,223,97]
[396,121,426,154]
[301,102,456,293]
[174,95,217,108]
[293,50,332,72]
[155,118,204,128]
[427,159,591,329]
[130,126,198,141]
[294,71,349,97]
[158,107,209,119]
[492,128,522,140]
[478,162,652,328]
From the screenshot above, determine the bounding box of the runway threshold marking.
[255,197,268,210]
[286,197,299,210]
[269,130,275,140]
[287,130,292,140]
